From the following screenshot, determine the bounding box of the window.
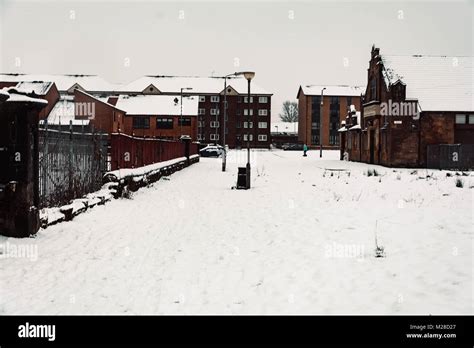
[243,109,253,116]
[211,95,220,102]
[198,108,205,115]
[311,122,320,130]
[258,122,267,129]
[243,134,253,141]
[258,96,268,103]
[469,115,474,124]
[178,117,191,126]
[258,134,267,141]
[236,121,241,128]
[133,116,150,129]
[210,108,220,115]
[237,97,242,103]
[369,78,377,101]
[329,134,339,145]
[210,133,219,141]
[258,109,268,116]
[210,121,220,128]
[244,121,253,128]
[197,134,205,141]
[244,96,253,103]
[199,96,206,102]
[456,114,466,124]
[236,109,241,115]
[156,117,173,129]
[198,121,205,127]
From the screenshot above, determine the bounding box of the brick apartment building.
[297,85,364,148]
[340,46,474,167]
[119,76,273,148]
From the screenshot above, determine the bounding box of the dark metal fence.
[427,144,474,170]
[38,127,108,208]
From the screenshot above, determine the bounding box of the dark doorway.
[369,130,375,164]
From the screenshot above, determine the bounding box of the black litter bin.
[236,167,248,190]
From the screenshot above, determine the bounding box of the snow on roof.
[15,81,54,95]
[120,75,272,95]
[299,85,365,97]
[115,94,199,116]
[271,122,298,134]
[46,95,90,125]
[0,87,48,105]
[349,124,361,130]
[337,126,347,132]
[380,55,474,111]
[0,73,119,93]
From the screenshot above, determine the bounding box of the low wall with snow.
[103,154,200,196]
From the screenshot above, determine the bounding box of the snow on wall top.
[0,74,119,93]
[381,55,474,112]
[115,94,199,116]
[300,85,365,97]
[15,81,54,95]
[120,75,272,95]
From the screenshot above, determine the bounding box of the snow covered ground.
[0,149,472,314]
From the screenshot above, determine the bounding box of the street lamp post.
[180,87,193,136]
[320,87,326,158]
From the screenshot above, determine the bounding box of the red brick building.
[341,46,474,168]
[297,85,364,148]
[120,76,273,148]
[114,94,198,140]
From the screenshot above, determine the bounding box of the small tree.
[279,101,298,122]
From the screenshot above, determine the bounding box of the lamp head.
[235,71,255,81]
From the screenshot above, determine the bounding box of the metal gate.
[38,127,108,208]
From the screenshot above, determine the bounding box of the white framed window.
[211,95,220,102]
[210,133,220,141]
[469,115,474,124]
[199,96,206,102]
[243,96,253,103]
[210,108,220,115]
[258,134,267,141]
[243,134,253,141]
[244,121,253,128]
[258,96,268,103]
[198,108,205,115]
[210,121,220,128]
[197,134,205,140]
[198,121,205,127]
[455,114,466,124]
[243,109,253,116]
[258,109,268,116]
[258,122,267,128]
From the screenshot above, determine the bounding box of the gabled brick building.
[341,46,474,168]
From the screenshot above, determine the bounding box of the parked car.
[282,143,304,151]
[199,145,224,157]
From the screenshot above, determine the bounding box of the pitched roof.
[15,81,54,95]
[0,87,48,105]
[380,55,473,112]
[0,74,119,93]
[115,94,199,116]
[120,75,272,95]
[45,95,90,125]
[298,85,365,98]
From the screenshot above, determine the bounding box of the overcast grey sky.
[0,0,472,120]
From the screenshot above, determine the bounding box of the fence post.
[69,120,73,200]
[41,119,48,207]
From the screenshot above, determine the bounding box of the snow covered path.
[0,150,472,314]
